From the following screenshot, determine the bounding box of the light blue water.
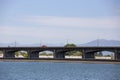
[0,62,120,80]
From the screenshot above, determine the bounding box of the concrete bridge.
[0,47,120,60]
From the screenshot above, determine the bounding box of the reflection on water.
[0,62,120,80]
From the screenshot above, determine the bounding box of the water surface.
[0,62,120,80]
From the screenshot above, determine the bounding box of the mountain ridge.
[79,39,120,46]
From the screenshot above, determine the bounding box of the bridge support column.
[82,50,85,59]
[85,52,94,59]
[54,51,65,59]
[29,51,39,59]
[3,51,15,58]
[115,50,120,60]
[82,49,95,59]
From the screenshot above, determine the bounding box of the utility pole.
[67,39,68,44]
[97,37,99,47]
[15,40,16,47]
[40,40,42,47]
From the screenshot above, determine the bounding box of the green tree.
[64,43,77,47]
[0,51,3,54]
[39,52,53,56]
[15,51,28,58]
[15,52,20,57]
[21,53,28,58]
[0,51,3,56]
[64,43,83,56]
[39,52,47,56]
[72,51,82,56]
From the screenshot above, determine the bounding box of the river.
[0,62,120,80]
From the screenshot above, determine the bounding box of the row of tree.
[15,51,28,58]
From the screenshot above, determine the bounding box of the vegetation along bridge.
[0,47,120,60]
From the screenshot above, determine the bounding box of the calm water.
[0,62,120,80]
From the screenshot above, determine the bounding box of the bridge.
[0,46,120,60]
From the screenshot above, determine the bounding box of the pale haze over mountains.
[0,39,120,47]
[79,39,120,46]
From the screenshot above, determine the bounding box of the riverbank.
[0,58,120,64]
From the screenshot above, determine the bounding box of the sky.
[0,0,120,45]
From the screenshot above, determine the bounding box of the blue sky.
[0,0,120,45]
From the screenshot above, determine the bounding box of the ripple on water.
[0,62,120,80]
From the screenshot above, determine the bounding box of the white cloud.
[23,16,120,28]
[0,26,52,37]
[0,25,119,44]
[0,16,120,43]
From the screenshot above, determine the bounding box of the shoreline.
[0,58,120,64]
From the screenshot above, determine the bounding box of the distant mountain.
[79,39,120,46]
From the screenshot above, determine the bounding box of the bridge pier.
[115,50,120,60]
[85,52,94,59]
[3,51,15,58]
[116,53,120,60]
[29,51,39,59]
[82,50,95,59]
[82,52,94,59]
[54,51,65,59]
